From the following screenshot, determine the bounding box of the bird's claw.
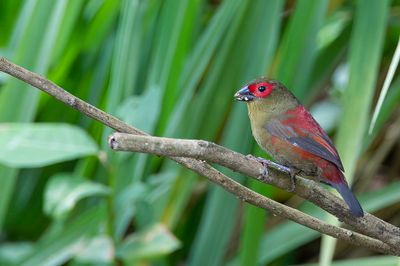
[247,154,291,173]
[246,154,272,183]
[247,154,299,192]
[287,169,301,192]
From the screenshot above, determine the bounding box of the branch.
[107,134,399,255]
[0,57,399,255]
[108,133,400,248]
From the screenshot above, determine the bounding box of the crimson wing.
[266,106,344,171]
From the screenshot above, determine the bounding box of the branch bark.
[1,57,399,255]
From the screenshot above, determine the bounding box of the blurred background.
[0,0,399,265]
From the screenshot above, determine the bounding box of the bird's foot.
[288,169,300,192]
[246,154,299,192]
[247,155,291,173]
[246,154,272,182]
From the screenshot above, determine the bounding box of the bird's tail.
[329,176,364,217]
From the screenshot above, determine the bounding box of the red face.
[234,79,276,102]
[248,81,274,98]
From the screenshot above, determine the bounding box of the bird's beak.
[234,86,254,102]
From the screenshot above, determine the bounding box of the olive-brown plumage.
[235,78,363,217]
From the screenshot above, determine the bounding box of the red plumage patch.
[282,106,343,170]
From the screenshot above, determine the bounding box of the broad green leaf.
[117,224,180,263]
[81,0,120,52]
[116,84,162,134]
[134,171,178,230]
[0,0,67,233]
[44,174,110,220]
[73,235,114,264]
[0,123,98,168]
[114,182,147,238]
[0,242,34,265]
[19,206,106,266]
[109,83,163,238]
[239,181,270,266]
[316,10,351,50]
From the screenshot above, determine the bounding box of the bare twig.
[0,57,399,255]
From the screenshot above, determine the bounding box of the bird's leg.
[246,154,299,192]
[246,154,271,182]
[246,155,291,183]
[247,155,291,173]
[288,169,301,192]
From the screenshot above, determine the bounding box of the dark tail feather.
[330,181,364,217]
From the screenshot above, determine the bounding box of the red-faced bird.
[234,78,363,217]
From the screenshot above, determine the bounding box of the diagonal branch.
[0,57,399,255]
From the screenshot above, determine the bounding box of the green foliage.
[320,1,390,263]
[0,0,399,265]
[116,224,181,264]
[0,124,98,168]
[44,174,110,220]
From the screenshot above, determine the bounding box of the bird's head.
[234,78,281,102]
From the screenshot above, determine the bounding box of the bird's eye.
[258,86,266,92]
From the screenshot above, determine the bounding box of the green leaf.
[300,256,399,266]
[239,182,270,266]
[365,77,400,147]
[368,37,400,134]
[73,235,114,264]
[0,0,69,234]
[336,0,389,179]
[44,174,110,220]
[0,123,99,168]
[117,224,180,263]
[105,0,140,113]
[275,0,328,101]
[114,182,147,238]
[19,206,106,266]
[111,83,163,225]
[133,171,177,231]
[116,84,162,134]
[164,0,243,137]
[0,242,34,265]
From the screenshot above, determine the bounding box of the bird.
[234,77,363,217]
